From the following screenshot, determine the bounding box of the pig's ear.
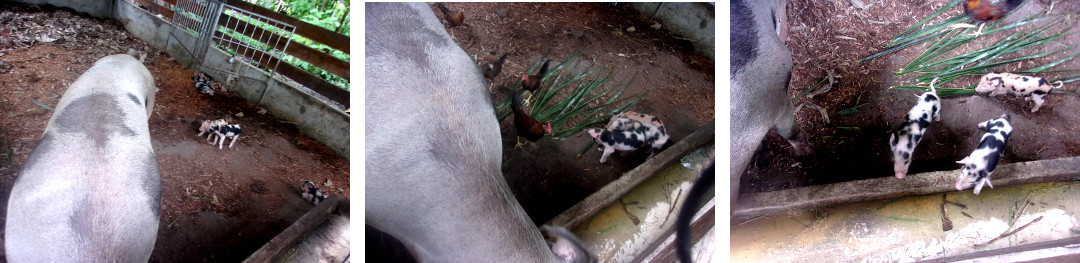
[587,129,601,137]
[956,156,973,165]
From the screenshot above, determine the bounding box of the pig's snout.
[895,172,905,179]
[789,140,813,156]
[786,130,813,156]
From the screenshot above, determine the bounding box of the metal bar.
[203,2,298,105]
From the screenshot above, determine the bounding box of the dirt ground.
[0,3,350,262]
[742,0,1080,195]
[432,2,715,225]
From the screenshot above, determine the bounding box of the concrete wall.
[201,44,351,159]
[629,2,715,60]
[24,0,351,159]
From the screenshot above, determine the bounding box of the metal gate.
[168,0,295,105]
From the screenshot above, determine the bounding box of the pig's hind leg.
[1029,92,1047,112]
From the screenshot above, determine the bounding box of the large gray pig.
[5,54,160,262]
[366,3,595,263]
[730,0,812,209]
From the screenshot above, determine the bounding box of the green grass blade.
[889,0,965,44]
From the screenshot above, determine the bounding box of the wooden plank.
[242,195,340,263]
[213,34,349,107]
[733,156,1080,220]
[276,60,350,107]
[224,0,350,54]
[131,0,174,19]
[214,16,349,80]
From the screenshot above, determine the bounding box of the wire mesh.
[170,0,211,35]
[214,4,295,75]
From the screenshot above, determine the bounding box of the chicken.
[483,53,509,81]
[521,59,551,92]
[512,91,552,143]
[959,0,1024,36]
[483,53,510,92]
[436,3,465,27]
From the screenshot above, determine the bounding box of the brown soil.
[0,3,349,262]
[742,0,1080,194]
[433,2,715,225]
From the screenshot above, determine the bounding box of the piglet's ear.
[587,129,601,137]
[956,156,972,165]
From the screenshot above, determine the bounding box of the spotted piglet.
[956,114,1012,195]
[197,119,228,141]
[300,180,328,205]
[591,116,665,163]
[607,111,665,131]
[889,79,942,179]
[193,72,226,96]
[210,124,242,149]
[975,73,1063,113]
[605,111,669,157]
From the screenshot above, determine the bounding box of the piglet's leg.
[228,135,239,148]
[599,147,615,163]
[1030,95,1045,113]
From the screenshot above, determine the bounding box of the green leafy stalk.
[498,48,647,140]
[888,0,965,45]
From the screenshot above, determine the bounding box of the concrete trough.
[243,195,350,263]
[548,122,715,263]
[732,157,1080,262]
[734,156,1080,221]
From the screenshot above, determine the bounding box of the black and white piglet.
[210,124,242,149]
[193,72,226,96]
[605,111,669,155]
[197,119,228,141]
[889,78,941,178]
[975,72,1063,113]
[588,113,669,163]
[956,114,1012,195]
[299,180,328,205]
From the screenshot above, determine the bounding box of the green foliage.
[255,0,350,34]
[863,1,1079,97]
[496,49,648,140]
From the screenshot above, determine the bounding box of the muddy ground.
[433,2,715,226]
[0,3,350,262]
[742,0,1080,195]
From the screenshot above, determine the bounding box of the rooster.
[521,59,551,92]
[956,0,1024,36]
[512,91,552,144]
[436,3,464,27]
[483,53,510,81]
